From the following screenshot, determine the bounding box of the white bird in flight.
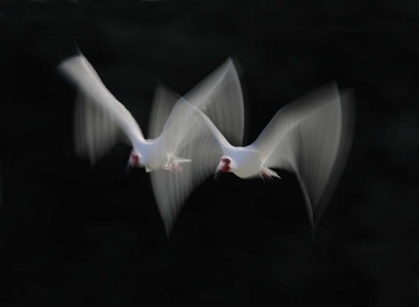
[57,52,245,236]
[184,82,355,238]
[58,54,191,173]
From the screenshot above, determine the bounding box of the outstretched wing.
[250,82,355,234]
[73,90,131,165]
[183,57,245,147]
[149,59,245,236]
[58,55,144,165]
[158,58,245,155]
[150,130,222,236]
[148,82,180,140]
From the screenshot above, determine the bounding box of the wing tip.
[225,56,244,76]
[311,87,357,231]
[164,225,173,239]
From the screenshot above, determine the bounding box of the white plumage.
[148,58,246,236]
[58,51,354,238]
[186,82,355,237]
[57,53,245,236]
[58,55,191,173]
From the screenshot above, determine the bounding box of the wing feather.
[183,57,245,146]
[58,55,144,165]
[149,59,245,236]
[148,82,180,139]
[150,131,222,236]
[73,90,130,165]
[250,82,355,233]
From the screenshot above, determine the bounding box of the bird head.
[214,156,234,178]
[125,150,144,175]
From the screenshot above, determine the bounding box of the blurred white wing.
[150,131,222,236]
[148,82,180,140]
[149,59,245,236]
[250,82,355,234]
[157,58,245,155]
[58,55,144,165]
[74,90,131,165]
[183,57,245,147]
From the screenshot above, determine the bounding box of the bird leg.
[163,162,182,172]
[163,155,191,172]
[259,166,281,181]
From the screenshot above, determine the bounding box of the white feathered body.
[224,146,264,179]
[188,81,355,236]
[132,139,165,171]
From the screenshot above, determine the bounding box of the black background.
[0,1,418,306]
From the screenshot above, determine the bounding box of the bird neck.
[132,138,149,154]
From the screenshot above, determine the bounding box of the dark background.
[0,0,418,306]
